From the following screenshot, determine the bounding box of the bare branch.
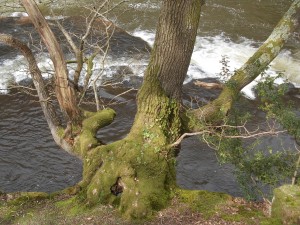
[194,80,223,90]
[81,1,109,43]
[221,130,286,139]
[170,123,287,148]
[0,33,77,156]
[170,131,211,148]
[108,88,136,105]
[54,18,79,54]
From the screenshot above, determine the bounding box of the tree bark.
[78,0,205,219]
[21,0,81,123]
[140,0,204,100]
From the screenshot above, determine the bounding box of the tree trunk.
[76,0,204,219]
[21,0,81,123]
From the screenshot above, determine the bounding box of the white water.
[1,16,299,98]
[133,30,300,99]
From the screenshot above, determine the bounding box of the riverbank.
[0,190,276,225]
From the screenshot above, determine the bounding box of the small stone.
[92,189,98,195]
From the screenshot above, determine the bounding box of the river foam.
[133,30,300,99]
[1,27,299,98]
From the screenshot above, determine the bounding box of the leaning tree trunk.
[21,0,81,123]
[75,0,204,219]
[192,0,300,124]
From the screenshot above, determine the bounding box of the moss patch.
[177,189,231,219]
[272,185,300,225]
[0,192,50,224]
[177,189,274,224]
[0,193,126,225]
[74,108,116,157]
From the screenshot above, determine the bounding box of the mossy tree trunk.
[77,0,205,219]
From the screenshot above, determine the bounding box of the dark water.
[0,0,299,196]
[0,81,298,195]
[1,82,242,194]
[0,92,82,192]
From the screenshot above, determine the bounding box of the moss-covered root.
[75,108,116,157]
[82,137,176,220]
[272,185,300,224]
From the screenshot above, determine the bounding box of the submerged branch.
[194,80,223,89]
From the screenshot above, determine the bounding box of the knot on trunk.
[110,177,123,196]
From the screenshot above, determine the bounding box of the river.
[0,0,299,197]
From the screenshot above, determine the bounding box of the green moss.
[75,108,116,157]
[178,189,278,224]
[0,193,126,225]
[178,189,231,219]
[82,110,96,118]
[0,192,50,224]
[272,185,300,224]
[221,205,265,223]
[54,196,93,218]
[82,108,116,133]
[7,192,49,206]
[81,129,175,220]
[56,126,65,138]
[55,196,76,208]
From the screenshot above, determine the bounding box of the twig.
[292,143,300,185]
[108,88,135,105]
[169,131,210,148]
[170,124,286,148]
[221,130,286,139]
